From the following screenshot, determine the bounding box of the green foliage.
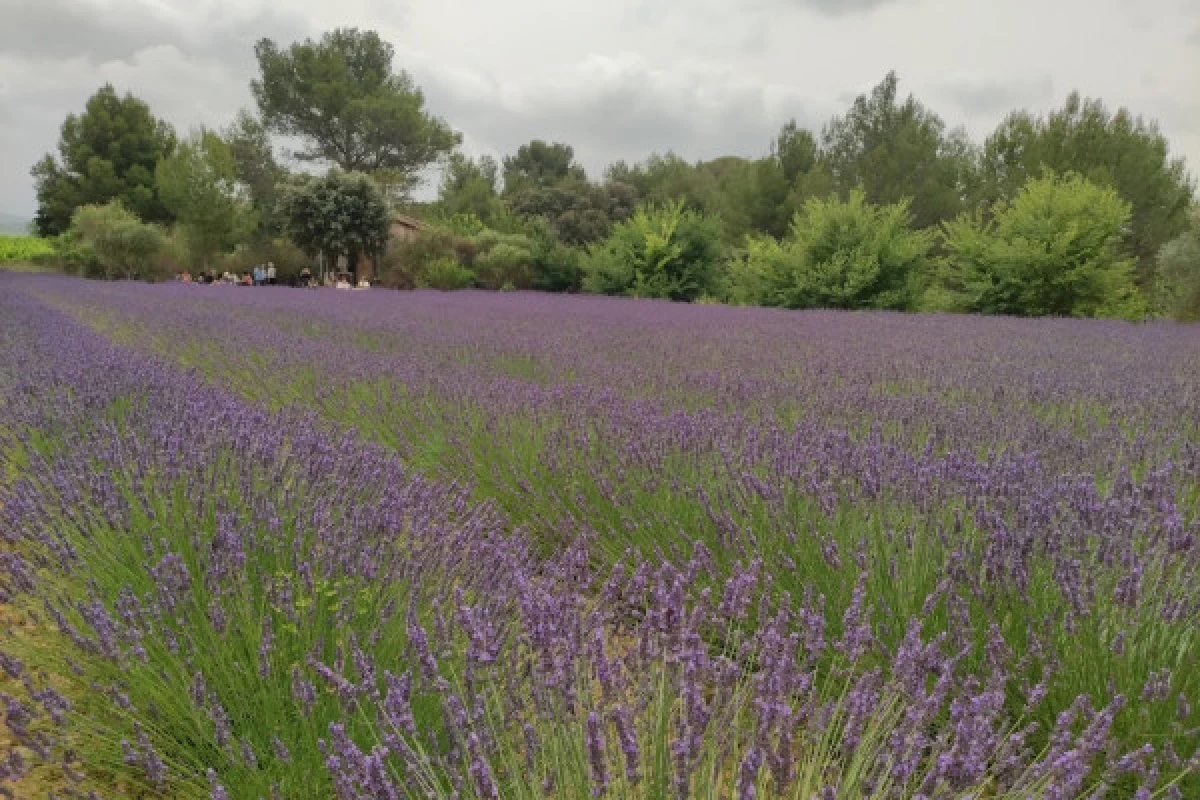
[607,136,829,245]
[774,120,819,187]
[502,140,587,193]
[821,72,977,230]
[695,124,823,241]
[280,171,391,274]
[69,201,166,280]
[221,237,310,280]
[528,221,585,292]
[724,238,778,306]
[471,230,536,290]
[940,173,1140,317]
[0,235,56,263]
[252,28,459,192]
[377,226,477,289]
[224,110,287,236]
[606,153,722,218]
[32,84,177,236]
[438,153,507,224]
[437,211,488,237]
[1155,207,1200,321]
[506,178,637,245]
[583,200,724,301]
[156,129,242,267]
[981,93,1196,284]
[415,255,475,290]
[729,190,931,310]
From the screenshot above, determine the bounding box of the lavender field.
[1,272,1198,799]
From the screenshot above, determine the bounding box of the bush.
[940,173,1140,317]
[728,191,931,310]
[582,199,724,301]
[69,201,167,281]
[428,211,487,237]
[378,227,477,289]
[40,230,100,275]
[221,237,310,281]
[1156,207,1200,321]
[529,224,585,292]
[471,230,536,290]
[415,255,475,290]
[0,235,56,264]
[724,238,781,306]
[473,242,533,290]
[148,229,196,276]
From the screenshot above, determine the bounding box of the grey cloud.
[0,0,313,215]
[0,0,177,64]
[2,0,1198,217]
[0,0,310,67]
[934,75,1055,115]
[794,0,903,14]
[411,54,829,179]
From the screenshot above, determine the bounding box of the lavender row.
[20,274,1200,725]
[0,274,1196,798]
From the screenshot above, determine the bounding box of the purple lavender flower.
[586,711,610,796]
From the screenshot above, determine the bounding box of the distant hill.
[0,212,32,235]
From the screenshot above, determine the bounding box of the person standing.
[267,262,277,285]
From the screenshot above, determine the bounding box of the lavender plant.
[1,273,1196,798]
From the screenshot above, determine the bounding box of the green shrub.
[724,238,782,306]
[471,229,536,290]
[69,201,167,281]
[914,285,972,314]
[473,241,533,290]
[940,173,1141,317]
[430,211,487,237]
[378,227,477,289]
[221,237,310,281]
[415,255,475,290]
[0,234,56,263]
[728,190,931,310]
[1155,207,1200,321]
[529,225,585,292]
[583,199,724,301]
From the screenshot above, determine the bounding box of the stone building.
[354,213,424,284]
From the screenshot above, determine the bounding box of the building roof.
[391,214,424,230]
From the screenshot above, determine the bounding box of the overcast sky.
[1,0,1198,219]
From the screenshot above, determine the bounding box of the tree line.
[30,27,1200,319]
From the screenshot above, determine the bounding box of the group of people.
[176,263,276,286]
[174,264,368,290]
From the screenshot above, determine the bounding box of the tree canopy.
[980,93,1195,286]
[224,110,287,235]
[280,171,391,278]
[156,130,242,267]
[502,141,588,193]
[821,72,976,230]
[1155,206,1200,322]
[252,28,459,194]
[438,153,506,225]
[32,84,177,236]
